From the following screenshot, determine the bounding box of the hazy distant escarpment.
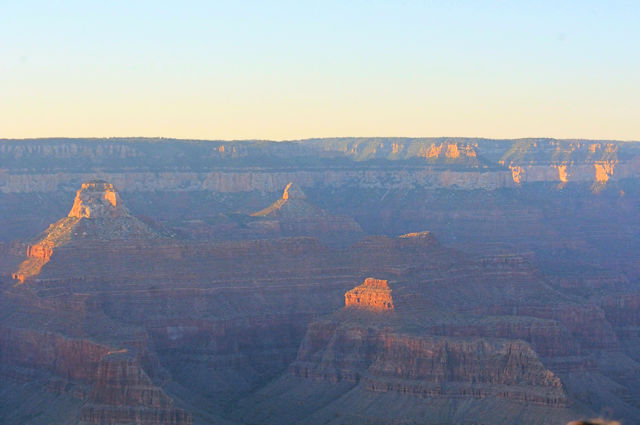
[1,137,640,193]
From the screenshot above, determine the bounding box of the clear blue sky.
[1,1,639,140]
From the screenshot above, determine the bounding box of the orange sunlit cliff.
[345,277,394,311]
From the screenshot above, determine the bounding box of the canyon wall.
[2,138,640,195]
[2,139,640,424]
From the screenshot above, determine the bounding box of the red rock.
[345,278,394,311]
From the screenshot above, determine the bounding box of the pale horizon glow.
[1,1,639,141]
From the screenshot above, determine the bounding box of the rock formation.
[345,278,394,311]
[251,182,311,217]
[68,180,126,219]
[249,182,364,246]
[12,180,159,282]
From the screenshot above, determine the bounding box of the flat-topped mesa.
[68,180,128,219]
[345,277,394,311]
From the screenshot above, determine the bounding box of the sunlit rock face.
[68,180,126,219]
[420,142,479,163]
[345,278,394,311]
[281,181,305,200]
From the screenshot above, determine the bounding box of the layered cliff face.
[2,138,639,197]
[80,352,192,425]
[292,325,566,404]
[236,251,640,425]
[0,326,193,425]
[286,277,568,411]
[498,140,640,186]
[344,278,394,311]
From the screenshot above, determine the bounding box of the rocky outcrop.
[249,182,364,246]
[291,310,567,408]
[12,180,159,282]
[345,278,394,311]
[68,180,126,219]
[365,334,565,403]
[252,182,310,217]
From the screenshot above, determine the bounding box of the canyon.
[1,138,640,424]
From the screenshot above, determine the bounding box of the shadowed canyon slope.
[2,138,640,425]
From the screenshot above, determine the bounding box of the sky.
[1,1,639,141]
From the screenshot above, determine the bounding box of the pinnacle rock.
[281,182,306,200]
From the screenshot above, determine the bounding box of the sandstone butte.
[345,277,394,311]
